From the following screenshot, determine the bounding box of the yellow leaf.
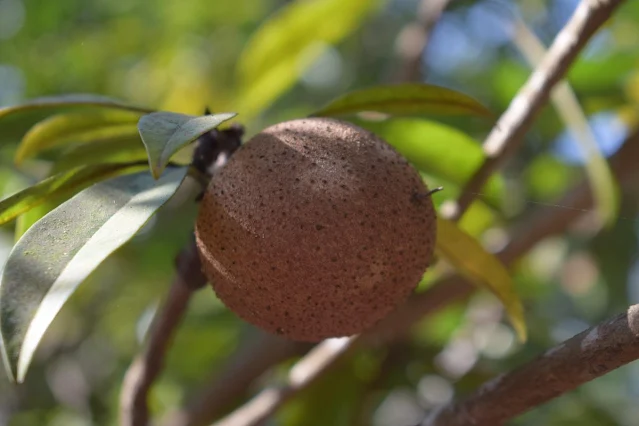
[236,0,381,118]
[16,111,141,164]
[436,217,527,342]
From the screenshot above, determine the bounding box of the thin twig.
[119,239,207,426]
[394,0,453,82]
[203,127,639,426]
[422,304,639,426]
[447,0,625,220]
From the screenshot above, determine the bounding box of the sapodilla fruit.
[195,117,436,341]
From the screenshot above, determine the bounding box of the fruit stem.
[413,186,443,202]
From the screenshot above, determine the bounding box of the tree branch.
[119,239,207,426]
[447,0,625,220]
[422,304,639,426]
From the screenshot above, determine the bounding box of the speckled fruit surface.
[195,118,436,341]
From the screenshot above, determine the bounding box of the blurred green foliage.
[1,0,639,425]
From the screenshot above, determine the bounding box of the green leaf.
[137,111,236,179]
[313,84,493,119]
[359,118,503,209]
[525,154,578,200]
[279,356,365,426]
[568,52,639,93]
[414,303,465,346]
[0,167,188,382]
[14,200,61,242]
[236,0,379,117]
[0,162,147,226]
[436,217,526,342]
[0,94,153,123]
[15,110,141,164]
[52,136,149,173]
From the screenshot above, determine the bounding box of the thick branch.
[119,239,206,426]
[449,0,625,219]
[422,305,639,426]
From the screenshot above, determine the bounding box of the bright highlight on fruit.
[195,118,437,341]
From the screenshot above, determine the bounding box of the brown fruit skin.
[195,118,436,341]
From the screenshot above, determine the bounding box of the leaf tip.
[16,357,29,384]
[0,337,17,383]
[150,164,164,180]
[513,320,528,343]
[509,302,528,343]
[13,150,26,167]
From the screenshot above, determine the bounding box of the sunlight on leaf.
[236,0,379,117]
[0,167,188,382]
[436,217,527,342]
[0,94,153,123]
[359,118,503,209]
[15,110,142,165]
[138,111,236,179]
[14,200,61,242]
[0,162,147,226]
[314,84,493,119]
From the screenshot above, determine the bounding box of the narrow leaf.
[16,111,141,164]
[236,0,379,117]
[0,167,188,382]
[436,217,526,342]
[52,137,149,173]
[313,84,493,119]
[0,162,147,226]
[360,118,503,209]
[138,111,236,179]
[14,200,61,242]
[513,19,618,226]
[0,94,153,123]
